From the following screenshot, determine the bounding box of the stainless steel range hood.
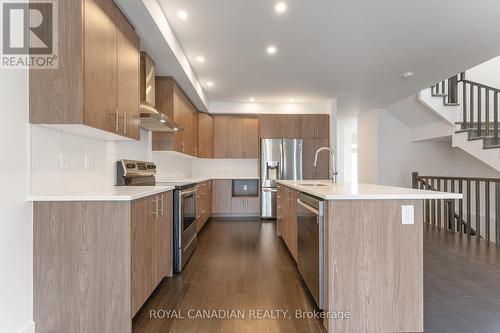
[139,52,180,132]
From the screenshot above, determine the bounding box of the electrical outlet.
[243,185,248,191]
[58,153,70,170]
[401,205,414,225]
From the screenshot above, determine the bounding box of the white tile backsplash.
[31,125,260,194]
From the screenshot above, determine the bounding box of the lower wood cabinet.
[131,191,173,316]
[196,180,212,231]
[33,190,173,333]
[212,180,260,216]
[277,185,298,261]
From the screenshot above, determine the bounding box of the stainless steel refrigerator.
[260,139,303,219]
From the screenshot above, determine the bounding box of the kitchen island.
[276,180,462,333]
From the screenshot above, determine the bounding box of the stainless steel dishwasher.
[297,192,324,310]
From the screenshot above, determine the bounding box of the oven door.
[179,187,198,248]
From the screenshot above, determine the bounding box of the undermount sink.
[301,183,329,187]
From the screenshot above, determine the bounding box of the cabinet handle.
[115,108,119,133]
[152,197,159,218]
[123,111,127,135]
[158,195,164,216]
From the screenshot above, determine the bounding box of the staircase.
[418,73,500,171]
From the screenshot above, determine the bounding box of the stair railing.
[431,72,500,147]
[412,172,500,244]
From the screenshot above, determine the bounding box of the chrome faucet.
[314,147,338,183]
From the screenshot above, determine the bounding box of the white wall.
[466,55,500,89]
[208,101,331,115]
[358,109,499,187]
[0,70,34,332]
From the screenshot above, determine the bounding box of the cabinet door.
[280,114,302,138]
[152,78,176,151]
[316,114,330,138]
[131,196,156,316]
[199,113,214,158]
[301,114,330,139]
[245,197,260,214]
[212,180,232,214]
[191,110,199,156]
[84,0,118,133]
[117,12,140,140]
[259,114,282,139]
[242,118,259,158]
[303,139,317,180]
[213,117,230,158]
[206,180,212,217]
[315,138,330,179]
[156,192,173,281]
[228,117,244,158]
[277,185,285,236]
[231,197,246,213]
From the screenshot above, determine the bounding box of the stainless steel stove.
[116,160,198,273]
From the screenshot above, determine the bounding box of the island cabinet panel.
[152,78,199,156]
[276,185,298,260]
[198,113,214,158]
[213,116,259,159]
[30,0,140,140]
[34,201,132,333]
[326,200,423,333]
[34,191,174,333]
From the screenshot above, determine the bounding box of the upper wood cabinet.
[198,113,214,158]
[213,116,259,159]
[259,114,329,139]
[30,0,140,140]
[303,138,330,180]
[301,114,330,139]
[152,78,199,156]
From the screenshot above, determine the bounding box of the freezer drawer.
[260,187,277,219]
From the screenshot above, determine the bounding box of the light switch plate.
[401,205,414,224]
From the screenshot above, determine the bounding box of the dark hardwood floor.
[133,218,500,333]
[424,225,500,333]
[133,218,325,333]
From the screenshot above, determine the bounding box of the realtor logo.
[1,0,58,68]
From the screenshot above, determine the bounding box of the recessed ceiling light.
[249,97,255,102]
[177,10,188,20]
[206,81,214,87]
[289,98,295,103]
[401,71,415,80]
[275,2,287,13]
[196,56,205,63]
[266,46,277,55]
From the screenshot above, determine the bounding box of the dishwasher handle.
[297,198,321,216]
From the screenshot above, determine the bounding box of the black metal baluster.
[451,180,456,231]
[463,83,467,128]
[437,179,442,228]
[495,92,499,145]
[467,180,471,238]
[496,182,500,245]
[459,180,464,233]
[477,87,482,137]
[476,181,481,238]
[470,85,475,130]
[485,181,490,242]
[485,89,490,137]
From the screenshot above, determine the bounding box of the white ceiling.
[124,0,500,111]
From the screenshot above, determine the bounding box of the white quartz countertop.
[27,186,175,202]
[277,180,463,200]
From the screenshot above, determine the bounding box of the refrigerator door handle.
[279,139,284,180]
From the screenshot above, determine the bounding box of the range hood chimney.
[139,52,180,132]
